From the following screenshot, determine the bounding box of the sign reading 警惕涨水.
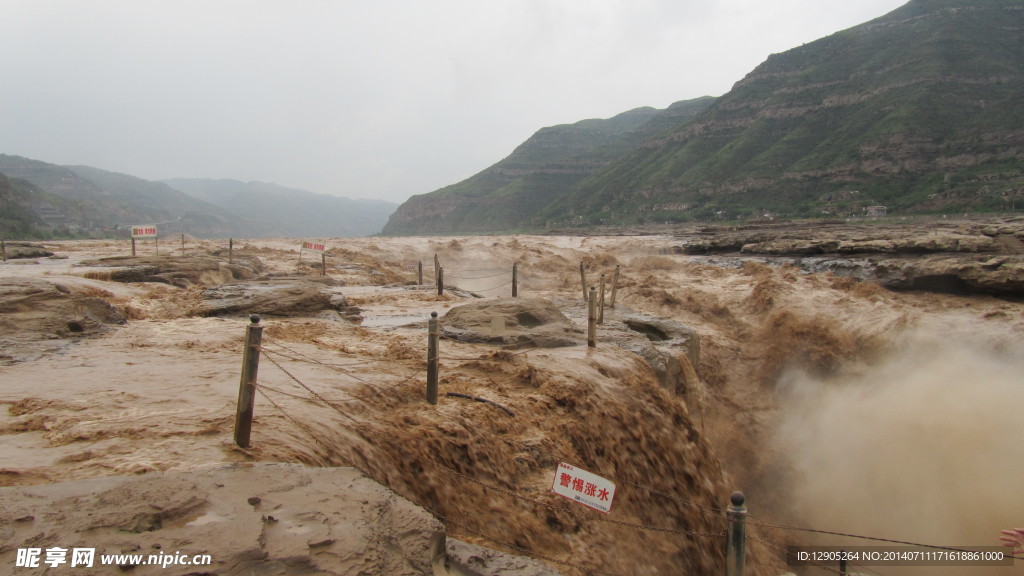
[551,462,616,513]
[300,240,326,254]
[131,225,157,238]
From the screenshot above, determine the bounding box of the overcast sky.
[1,0,908,205]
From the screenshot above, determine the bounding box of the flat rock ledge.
[0,463,561,576]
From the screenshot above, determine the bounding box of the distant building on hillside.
[865,205,887,217]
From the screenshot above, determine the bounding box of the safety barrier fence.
[228,314,1021,575]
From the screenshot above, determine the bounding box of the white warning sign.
[551,462,616,514]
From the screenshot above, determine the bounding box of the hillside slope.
[382,98,715,235]
[385,0,1024,234]
[0,155,396,238]
[555,0,1024,223]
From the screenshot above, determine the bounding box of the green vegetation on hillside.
[385,0,1024,234]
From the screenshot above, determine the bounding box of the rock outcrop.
[0,277,126,365]
[0,463,559,575]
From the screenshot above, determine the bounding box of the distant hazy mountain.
[162,179,396,238]
[382,98,715,235]
[0,154,396,238]
[385,0,1024,233]
[0,155,244,238]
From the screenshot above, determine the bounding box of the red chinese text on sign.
[550,462,616,514]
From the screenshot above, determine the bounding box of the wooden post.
[131,237,137,257]
[321,253,326,277]
[418,261,423,285]
[154,234,159,256]
[725,491,747,576]
[579,262,588,300]
[229,238,234,263]
[610,265,620,308]
[587,286,597,348]
[512,262,518,297]
[234,315,264,448]
[839,551,847,576]
[180,233,185,256]
[1,239,6,262]
[598,273,606,325]
[434,253,439,283]
[426,311,439,404]
[437,266,444,296]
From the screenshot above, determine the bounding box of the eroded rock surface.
[0,463,561,576]
[196,275,362,321]
[0,277,126,364]
[79,255,265,288]
[441,299,583,348]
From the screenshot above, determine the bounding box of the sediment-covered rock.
[441,299,583,348]
[1,241,54,259]
[196,275,362,321]
[0,277,126,364]
[80,255,264,287]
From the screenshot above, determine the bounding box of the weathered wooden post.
[426,311,439,404]
[1,239,6,262]
[131,237,137,257]
[610,265,620,308]
[437,266,444,296]
[579,262,588,300]
[321,253,326,277]
[726,491,747,576]
[587,286,597,348]
[434,253,439,283]
[418,261,423,285]
[512,262,518,297]
[598,273,606,324]
[154,234,159,256]
[180,234,185,256]
[234,315,264,448]
[229,238,234,263]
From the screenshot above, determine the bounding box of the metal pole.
[512,262,518,297]
[610,265,620,308]
[437,266,444,296]
[726,491,747,576]
[580,262,588,300]
[234,315,264,448]
[587,286,597,348]
[426,312,439,404]
[598,273,606,324]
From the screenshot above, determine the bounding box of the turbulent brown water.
[1,231,1022,575]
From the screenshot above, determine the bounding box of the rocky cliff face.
[552,0,1024,222]
[382,99,715,235]
[386,0,1024,234]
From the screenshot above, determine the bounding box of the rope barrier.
[263,347,425,405]
[745,516,1024,561]
[253,384,332,447]
[433,463,724,540]
[445,267,508,274]
[469,279,515,292]
[445,270,509,280]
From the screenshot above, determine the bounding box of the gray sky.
[1,0,908,204]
